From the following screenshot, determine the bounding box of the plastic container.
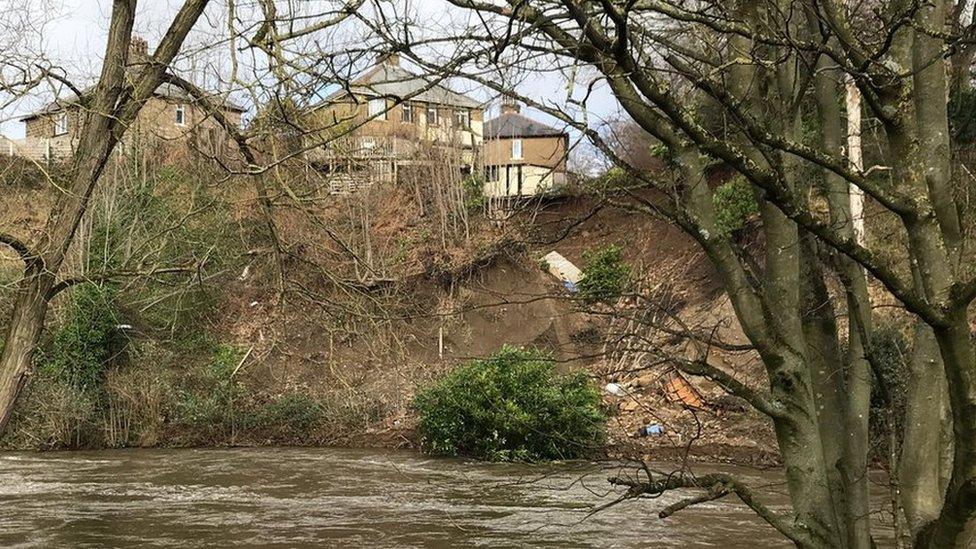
[637,424,665,437]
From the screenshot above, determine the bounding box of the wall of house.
[483,164,566,197]
[20,109,81,161]
[22,97,242,154]
[24,108,84,140]
[131,97,242,142]
[483,135,568,171]
[308,97,484,150]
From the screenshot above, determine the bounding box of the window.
[54,112,68,136]
[511,138,523,159]
[368,98,387,120]
[426,105,439,126]
[401,103,414,123]
[485,165,499,182]
[175,104,186,126]
[454,109,470,130]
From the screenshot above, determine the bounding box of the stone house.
[483,101,569,197]
[303,54,484,190]
[7,37,245,163]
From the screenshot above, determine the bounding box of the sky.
[0,0,621,147]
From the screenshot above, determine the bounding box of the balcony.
[306,135,415,163]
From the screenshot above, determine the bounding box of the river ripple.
[0,447,806,547]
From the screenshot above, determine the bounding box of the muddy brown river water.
[0,447,875,548]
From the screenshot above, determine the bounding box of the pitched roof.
[21,78,245,121]
[321,64,480,109]
[484,112,567,139]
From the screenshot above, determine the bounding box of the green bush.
[87,166,238,343]
[414,346,606,461]
[594,166,633,191]
[577,245,630,304]
[713,176,759,235]
[173,343,242,429]
[38,284,125,392]
[462,173,485,213]
[246,394,324,439]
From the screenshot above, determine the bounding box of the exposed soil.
[0,167,778,464]
[282,193,780,465]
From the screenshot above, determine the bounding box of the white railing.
[312,135,414,160]
[1,136,74,162]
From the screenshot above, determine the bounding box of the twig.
[230,346,254,378]
[0,232,34,264]
[658,482,729,518]
[47,265,197,299]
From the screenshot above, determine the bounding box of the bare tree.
[0,0,215,432]
[418,0,976,547]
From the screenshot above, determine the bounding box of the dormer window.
[454,109,470,130]
[426,105,439,126]
[175,104,186,126]
[54,112,68,136]
[368,98,387,120]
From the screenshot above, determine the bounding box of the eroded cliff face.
[0,159,774,460]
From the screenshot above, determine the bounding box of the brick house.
[9,37,245,163]
[303,54,483,190]
[483,101,569,197]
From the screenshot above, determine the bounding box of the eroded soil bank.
[1,164,777,464]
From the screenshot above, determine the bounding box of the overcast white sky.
[0,0,619,142]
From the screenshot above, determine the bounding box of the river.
[0,447,818,547]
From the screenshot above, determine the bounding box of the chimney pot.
[129,35,149,62]
[500,97,520,114]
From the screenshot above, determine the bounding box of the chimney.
[500,96,520,115]
[377,52,400,68]
[129,35,149,64]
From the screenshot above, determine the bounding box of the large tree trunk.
[0,0,210,436]
[808,45,873,549]
[901,325,950,532]
[901,1,973,542]
[0,0,138,432]
[677,147,841,547]
[920,314,976,547]
[799,235,853,546]
[0,274,50,432]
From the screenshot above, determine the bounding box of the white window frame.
[454,109,470,130]
[426,105,439,126]
[175,104,187,126]
[368,98,387,120]
[511,138,523,160]
[54,112,68,136]
[401,103,414,123]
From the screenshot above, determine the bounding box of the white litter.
[540,251,583,284]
